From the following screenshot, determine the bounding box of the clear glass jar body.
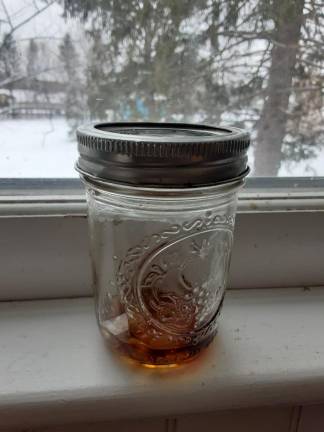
[84,178,242,366]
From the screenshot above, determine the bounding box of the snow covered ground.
[0,118,323,178]
[1,118,78,178]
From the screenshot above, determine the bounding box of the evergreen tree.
[26,39,39,78]
[59,33,85,130]
[63,0,208,121]
[25,39,40,100]
[0,33,20,86]
[61,0,324,175]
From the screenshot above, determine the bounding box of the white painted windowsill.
[1,287,324,429]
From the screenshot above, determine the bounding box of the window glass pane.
[1,0,323,178]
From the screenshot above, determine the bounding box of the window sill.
[1,287,324,429]
[1,178,324,301]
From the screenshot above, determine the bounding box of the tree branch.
[17,36,64,42]
[0,1,56,52]
[0,0,14,30]
[9,1,55,34]
[0,66,62,88]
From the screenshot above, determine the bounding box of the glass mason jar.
[76,122,250,366]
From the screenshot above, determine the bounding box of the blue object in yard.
[136,98,149,117]
[122,105,131,120]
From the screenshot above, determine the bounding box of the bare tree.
[0,0,55,87]
[254,0,305,175]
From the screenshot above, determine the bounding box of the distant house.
[0,89,14,108]
[0,79,65,118]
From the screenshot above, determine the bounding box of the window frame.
[0,177,324,301]
[1,177,324,217]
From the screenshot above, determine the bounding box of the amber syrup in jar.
[100,291,223,367]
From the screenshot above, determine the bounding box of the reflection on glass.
[1,0,323,177]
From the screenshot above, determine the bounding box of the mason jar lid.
[76,122,250,187]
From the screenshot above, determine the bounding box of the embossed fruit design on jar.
[76,122,250,366]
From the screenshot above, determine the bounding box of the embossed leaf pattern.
[115,214,233,348]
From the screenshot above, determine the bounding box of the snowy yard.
[0,118,323,178]
[1,118,78,178]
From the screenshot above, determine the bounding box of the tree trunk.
[254,0,305,176]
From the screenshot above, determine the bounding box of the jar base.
[100,325,216,367]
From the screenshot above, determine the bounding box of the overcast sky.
[1,0,79,40]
